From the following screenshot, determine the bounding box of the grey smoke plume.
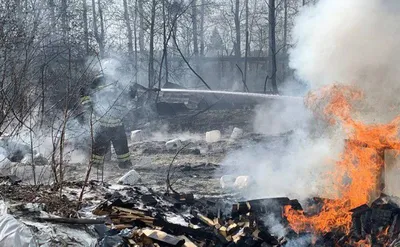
[290,0,400,122]
[229,0,400,200]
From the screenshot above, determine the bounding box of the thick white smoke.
[223,0,400,200]
[290,0,400,122]
[220,0,400,240]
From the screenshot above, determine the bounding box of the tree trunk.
[61,0,68,36]
[163,0,168,84]
[234,0,241,57]
[282,0,288,79]
[48,0,56,31]
[138,0,145,52]
[83,0,89,54]
[191,0,198,56]
[244,0,249,91]
[200,0,205,56]
[123,0,134,60]
[92,0,104,57]
[268,0,278,94]
[148,0,156,87]
[98,0,105,57]
[303,0,306,6]
[134,0,138,80]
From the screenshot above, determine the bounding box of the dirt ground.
[3,109,289,217]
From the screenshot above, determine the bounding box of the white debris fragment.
[0,200,35,246]
[205,130,221,143]
[21,153,48,166]
[0,214,35,247]
[220,175,236,190]
[234,176,253,190]
[130,130,144,143]
[0,147,7,157]
[165,139,182,150]
[0,154,12,171]
[117,169,141,185]
[230,127,243,140]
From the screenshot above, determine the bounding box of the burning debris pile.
[281,85,400,246]
[91,187,291,246]
[89,189,400,246]
[284,195,400,246]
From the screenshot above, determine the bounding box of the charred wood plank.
[232,197,302,217]
[35,217,106,225]
[153,217,227,244]
[142,229,185,246]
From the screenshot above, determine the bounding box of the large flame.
[284,85,400,234]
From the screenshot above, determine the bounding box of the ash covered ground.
[9,108,290,196]
[0,107,298,246]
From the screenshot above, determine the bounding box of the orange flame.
[284,85,400,234]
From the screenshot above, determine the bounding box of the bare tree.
[123,0,134,60]
[148,0,157,87]
[268,0,278,94]
[83,0,89,54]
[191,0,199,56]
[98,0,105,56]
[234,0,241,57]
[199,0,205,56]
[92,0,104,57]
[244,0,249,90]
[162,0,169,84]
[61,0,68,36]
[138,0,145,52]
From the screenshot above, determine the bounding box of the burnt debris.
[91,187,400,247]
[92,186,290,247]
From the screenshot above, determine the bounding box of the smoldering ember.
[2,0,400,247]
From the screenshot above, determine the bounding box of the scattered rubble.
[166,139,183,150]
[206,130,221,143]
[233,176,254,190]
[0,214,36,246]
[0,154,12,171]
[2,175,400,246]
[130,130,144,143]
[21,153,48,166]
[91,186,289,247]
[220,175,236,190]
[230,127,244,140]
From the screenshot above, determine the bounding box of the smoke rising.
[223,0,400,201]
[290,0,400,122]
[219,0,400,238]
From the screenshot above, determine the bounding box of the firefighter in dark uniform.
[80,69,143,169]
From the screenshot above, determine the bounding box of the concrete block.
[117,169,141,185]
[234,176,252,190]
[166,139,182,150]
[220,175,236,190]
[230,127,243,140]
[130,130,144,143]
[206,130,221,143]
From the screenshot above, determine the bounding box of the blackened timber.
[35,217,106,225]
[153,217,228,244]
[232,197,302,216]
[350,204,370,217]
[142,229,185,246]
